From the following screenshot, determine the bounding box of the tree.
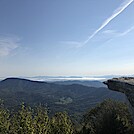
[51,112,75,134]
[10,103,34,134]
[0,100,10,134]
[33,105,51,134]
[80,99,134,134]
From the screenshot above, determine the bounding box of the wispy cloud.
[102,30,117,35]
[60,41,82,48]
[62,0,134,47]
[102,26,134,37]
[119,26,134,36]
[0,35,21,56]
[99,26,134,44]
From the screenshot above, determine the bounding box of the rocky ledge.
[104,77,134,120]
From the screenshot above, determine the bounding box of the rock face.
[104,77,134,120]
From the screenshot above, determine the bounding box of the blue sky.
[0,0,134,77]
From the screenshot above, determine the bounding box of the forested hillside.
[0,99,133,134]
[0,78,126,117]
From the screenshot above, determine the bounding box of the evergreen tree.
[33,105,51,134]
[0,100,10,134]
[80,99,134,134]
[51,112,75,134]
[10,103,34,134]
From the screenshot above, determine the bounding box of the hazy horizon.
[1,74,134,82]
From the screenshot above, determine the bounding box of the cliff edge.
[104,77,134,121]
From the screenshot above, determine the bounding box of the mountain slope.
[52,80,106,88]
[0,78,126,115]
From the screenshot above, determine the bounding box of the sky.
[0,0,134,77]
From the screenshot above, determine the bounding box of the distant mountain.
[51,80,106,88]
[0,78,126,116]
[1,75,134,82]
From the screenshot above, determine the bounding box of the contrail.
[82,0,134,46]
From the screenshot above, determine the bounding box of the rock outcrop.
[104,77,134,120]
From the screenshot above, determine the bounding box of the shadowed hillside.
[0,78,126,116]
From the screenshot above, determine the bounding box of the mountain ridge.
[0,77,126,116]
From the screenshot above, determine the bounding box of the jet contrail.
[82,0,134,46]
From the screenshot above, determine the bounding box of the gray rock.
[104,77,134,121]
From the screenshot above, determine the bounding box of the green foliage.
[0,102,75,134]
[0,109,10,134]
[33,106,51,134]
[0,99,133,134]
[80,99,134,134]
[10,103,34,134]
[0,100,10,134]
[51,112,75,134]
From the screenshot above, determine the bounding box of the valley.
[0,78,126,117]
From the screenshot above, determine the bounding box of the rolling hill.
[0,78,126,116]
